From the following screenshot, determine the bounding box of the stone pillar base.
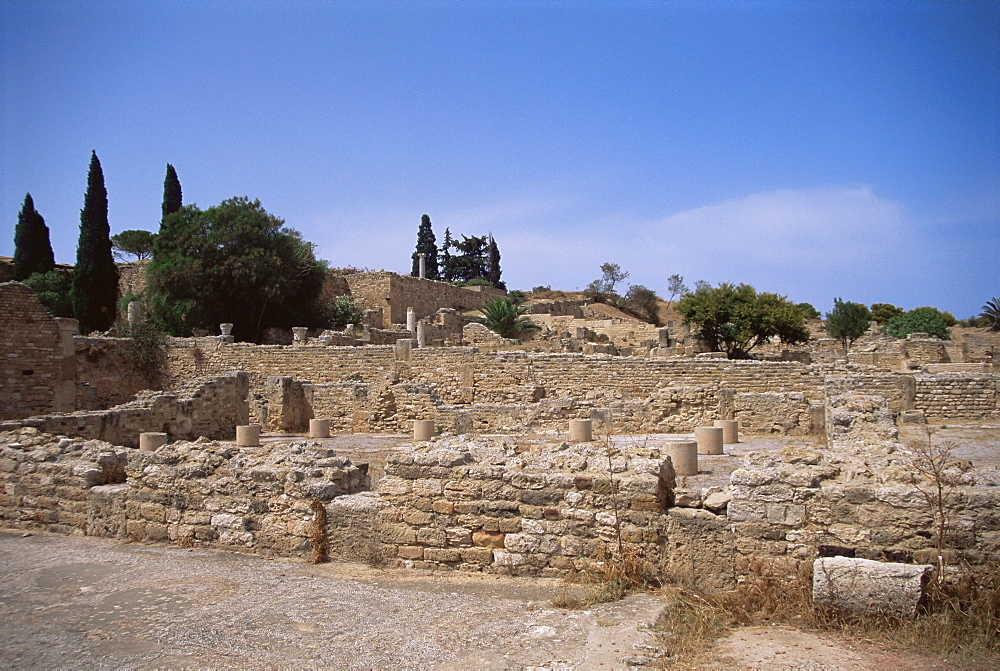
[713,419,739,444]
[413,419,435,443]
[139,432,168,452]
[695,426,724,455]
[309,418,330,439]
[236,424,261,447]
[569,419,593,442]
[665,439,698,476]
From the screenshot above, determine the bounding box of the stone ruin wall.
[0,427,368,559]
[0,372,249,448]
[343,271,505,326]
[0,283,76,418]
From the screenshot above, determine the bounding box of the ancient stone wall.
[117,259,151,298]
[75,336,154,408]
[0,428,368,558]
[0,282,76,419]
[370,436,674,577]
[345,271,504,326]
[913,373,999,417]
[0,372,249,448]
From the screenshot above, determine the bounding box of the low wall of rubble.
[0,428,368,558]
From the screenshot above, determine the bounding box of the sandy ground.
[0,530,972,670]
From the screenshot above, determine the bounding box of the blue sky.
[2,0,997,318]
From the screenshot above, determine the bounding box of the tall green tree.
[72,151,119,333]
[440,228,454,281]
[147,197,326,341]
[111,229,156,260]
[410,214,439,279]
[447,234,488,282]
[12,193,55,280]
[161,163,182,221]
[870,303,904,324]
[486,235,504,289]
[675,282,810,359]
[825,298,871,349]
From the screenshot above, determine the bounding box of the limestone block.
[813,556,933,618]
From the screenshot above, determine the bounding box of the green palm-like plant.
[472,298,540,339]
[981,298,1000,332]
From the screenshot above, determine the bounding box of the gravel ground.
[0,530,665,669]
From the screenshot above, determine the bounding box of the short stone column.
[236,424,261,447]
[569,419,593,442]
[292,327,309,344]
[665,439,698,476]
[406,307,416,333]
[418,253,426,279]
[695,426,724,455]
[413,419,435,442]
[220,323,233,336]
[139,432,168,452]
[416,320,426,347]
[127,300,142,325]
[713,419,739,444]
[309,418,330,439]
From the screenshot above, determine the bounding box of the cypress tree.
[440,227,454,282]
[161,163,182,222]
[410,214,439,279]
[12,193,55,280]
[487,235,504,289]
[72,151,119,333]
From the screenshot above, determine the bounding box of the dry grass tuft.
[655,560,1000,668]
[551,544,659,609]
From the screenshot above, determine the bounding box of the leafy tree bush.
[111,229,156,260]
[825,298,871,349]
[23,269,74,317]
[531,285,551,294]
[870,303,904,324]
[472,298,540,339]
[624,284,661,325]
[72,151,119,333]
[796,302,820,319]
[147,197,326,341]
[675,282,810,359]
[410,214,439,279]
[13,193,55,280]
[884,306,952,340]
[326,295,363,329]
[980,298,1000,332]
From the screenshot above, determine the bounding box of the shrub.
[23,269,74,318]
[472,298,540,338]
[884,307,952,340]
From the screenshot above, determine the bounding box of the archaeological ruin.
[1,274,998,601]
